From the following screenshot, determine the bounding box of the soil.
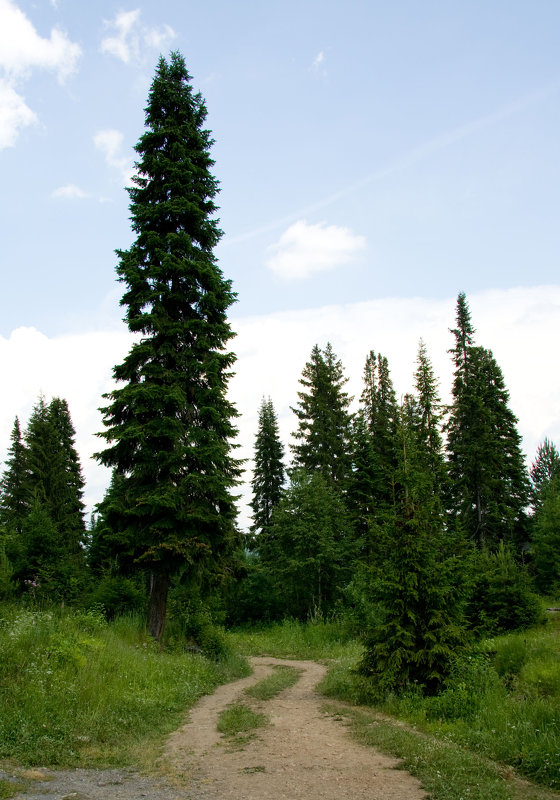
[3,657,426,800]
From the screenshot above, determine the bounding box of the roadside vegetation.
[228,612,560,798]
[0,604,248,768]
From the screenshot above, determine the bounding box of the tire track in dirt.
[164,657,426,799]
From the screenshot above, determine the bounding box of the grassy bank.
[0,604,248,768]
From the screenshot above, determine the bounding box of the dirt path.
[5,657,425,800]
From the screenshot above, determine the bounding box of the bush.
[164,592,230,660]
[466,543,543,635]
[426,652,503,722]
[86,574,147,619]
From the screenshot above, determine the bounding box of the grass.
[217,703,268,749]
[244,665,301,701]
[0,603,249,768]
[0,777,26,800]
[324,702,558,800]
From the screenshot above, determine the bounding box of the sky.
[1,0,559,529]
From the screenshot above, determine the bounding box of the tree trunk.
[147,572,170,641]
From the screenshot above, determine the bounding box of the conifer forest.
[1,51,559,706]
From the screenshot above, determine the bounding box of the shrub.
[466,543,543,635]
[426,652,503,722]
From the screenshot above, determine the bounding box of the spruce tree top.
[119,51,234,336]
[96,52,240,584]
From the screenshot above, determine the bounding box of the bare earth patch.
[6,657,425,800]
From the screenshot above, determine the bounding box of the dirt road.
[6,657,425,799]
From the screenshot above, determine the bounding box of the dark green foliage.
[530,438,560,512]
[346,351,400,566]
[46,398,86,554]
[250,397,284,537]
[225,550,283,625]
[413,340,447,493]
[0,397,87,601]
[87,574,147,619]
[258,470,355,620]
[360,350,399,496]
[360,403,467,696]
[446,294,530,548]
[466,542,542,635]
[531,476,560,593]
[95,52,240,639]
[0,541,15,599]
[0,417,28,536]
[346,411,385,562]
[290,343,353,486]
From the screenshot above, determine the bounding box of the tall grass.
[229,616,360,661]
[0,603,248,767]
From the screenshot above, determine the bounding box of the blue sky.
[1,1,559,527]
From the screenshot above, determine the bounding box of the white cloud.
[1,287,559,531]
[51,184,89,199]
[101,9,176,65]
[311,50,327,76]
[0,0,81,81]
[0,77,36,147]
[0,0,81,149]
[94,128,135,186]
[266,220,366,280]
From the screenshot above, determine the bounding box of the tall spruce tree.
[251,397,284,537]
[96,52,240,639]
[290,343,352,486]
[446,293,529,548]
[346,350,400,566]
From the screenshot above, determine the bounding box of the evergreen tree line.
[241,294,559,692]
[0,51,558,698]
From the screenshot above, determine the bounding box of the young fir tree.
[250,397,284,537]
[290,343,352,486]
[445,293,529,549]
[0,417,28,536]
[96,52,240,640]
[360,401,466,695]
